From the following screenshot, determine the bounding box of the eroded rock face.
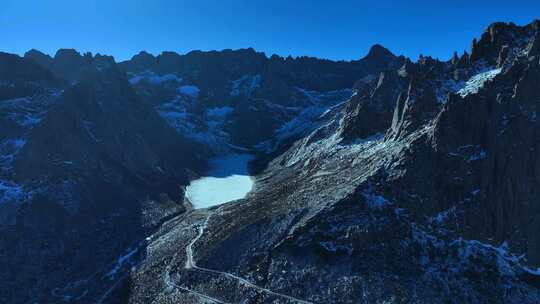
[339,70,405,141]
[389,76,438,139]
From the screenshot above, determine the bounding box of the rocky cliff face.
[1,20,540,304]
[0,52,62,100]
[428,40,540,263]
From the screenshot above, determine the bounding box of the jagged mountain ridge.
[25,45,405,149]
[0,20,539,303]
[119,45,405,147]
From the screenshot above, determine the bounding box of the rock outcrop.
[25,49,116,82]
[0,52,62,100]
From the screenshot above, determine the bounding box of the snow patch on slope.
[0,93,61,205]
[230,74,261,97]
[436,79,466,103]
[0,139,26,171]
[458,68,502,97]
[177,85,200,98]
[0,180,26,204]
[156,97,234,153]
[435,63,501,103]
[257,88,352,153]
[207,106,233,117]
[362,188,391,209]
[0,95,57,127]
[129,71,182,85]
[411,224,526,279]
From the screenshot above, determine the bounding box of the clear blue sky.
[1,0,539,62]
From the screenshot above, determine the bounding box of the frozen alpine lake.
[186,154,254,209]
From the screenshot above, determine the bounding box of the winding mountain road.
[163,217,227,304]
[168,208,314,304]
